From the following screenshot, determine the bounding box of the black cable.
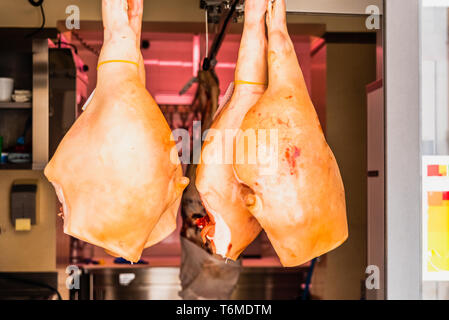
[25,0,45,38]
[28,0,44,6]
[0,274,62,300]
[72,30,100,56]
[302,258,317,300]
[57,37,79,54]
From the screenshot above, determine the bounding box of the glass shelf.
[0,102,32,109]
[0,163,32,170]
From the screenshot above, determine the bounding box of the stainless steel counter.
[78,266,307,300]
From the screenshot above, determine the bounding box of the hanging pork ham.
[233,0,348,267]
[179,70,243,300]
[181,70,220,252]
[195,0,267,260]
[44,0,188,263]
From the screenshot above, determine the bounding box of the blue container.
[1,153,7,164]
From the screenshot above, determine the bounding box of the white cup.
[0,78,14,102]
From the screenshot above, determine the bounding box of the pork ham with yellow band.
[234,0,348,267]
[44,0,188,263]
[97,59,140,70]
[195,0,268,260]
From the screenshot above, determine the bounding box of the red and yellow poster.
[427,191,449,271]
[427,164,447,177]
[423,157,449,280]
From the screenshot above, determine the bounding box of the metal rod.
[202,0,239,71]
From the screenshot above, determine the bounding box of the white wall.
[385,0,421,300]
[421,8,449,156]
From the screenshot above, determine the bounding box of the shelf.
[0,163,32,170]
[0,101,32,109]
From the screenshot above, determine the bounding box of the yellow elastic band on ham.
[97,60,139,70]
[234,80,267,86]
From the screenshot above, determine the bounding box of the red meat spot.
[285,146,301,175]
[195,215,210,229]
[293,146,301,158]
[277,118,289,126]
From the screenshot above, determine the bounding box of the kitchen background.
[0,0,384,300]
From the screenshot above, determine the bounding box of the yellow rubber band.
[235,80,267,86]
[97,60,139,70]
